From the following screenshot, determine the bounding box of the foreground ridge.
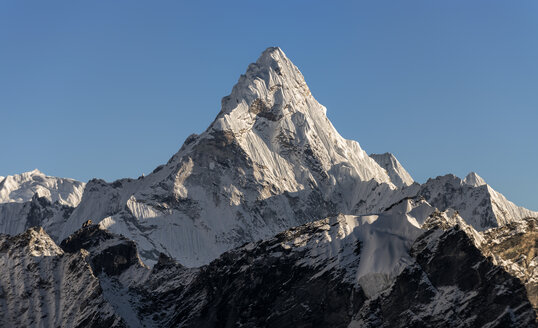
[1,210,535,327]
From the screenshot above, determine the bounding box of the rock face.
[351,226,537,327]
[0,227,125,328]
[141,219,366,328]
[60,223,146,276]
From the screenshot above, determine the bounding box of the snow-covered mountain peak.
[0,169,85,207]
[370,153,414,188]
[56,47,402,266]
[255,46,288,69]
[464,171,486,187]
[418,173,538,231]
[204,47,392,184]
[213,46,325,132]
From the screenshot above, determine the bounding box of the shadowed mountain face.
[0,227,126,328]
[1,212,535,327]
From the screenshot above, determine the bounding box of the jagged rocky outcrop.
[0,227,125,328]
[2,207,536,327]
[351,226,537,327]
[480,218,538,312]
[138,219,366,327]
[60,221,147,276]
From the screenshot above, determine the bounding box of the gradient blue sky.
[1,1,537,210]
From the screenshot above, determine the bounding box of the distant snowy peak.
[418,173,538,231]
[463,171,486,187]
[0,169,85,207]
[370,153,414,188]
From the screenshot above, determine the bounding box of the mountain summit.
[53,47,405,266]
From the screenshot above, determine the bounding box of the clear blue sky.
[1,1,537,210]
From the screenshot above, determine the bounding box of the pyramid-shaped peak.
[242,46,304,85]
[464,172,487,187]
[214,47,326,131]
[370,153,414,188]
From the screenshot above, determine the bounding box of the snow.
[99,276,145,328]
[1,46,536,272]
[273,199,432,297]
[418,174,538,231]
[0,169,85,206]
[463,172,486,187]
[0,170,86,239]
[0,228,123,327]
[370,153,414,188]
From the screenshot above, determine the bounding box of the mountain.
[0,169,84,206]
[417,173,537,231]
[370,152,415,188]
[1,47,537,327]
[0,170,85,240]
[54,47,412,266]
[1,48,536,268]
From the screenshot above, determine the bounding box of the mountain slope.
[351,225,537,327]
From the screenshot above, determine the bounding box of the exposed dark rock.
[353,227,537,327]
[60,223,144,276]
